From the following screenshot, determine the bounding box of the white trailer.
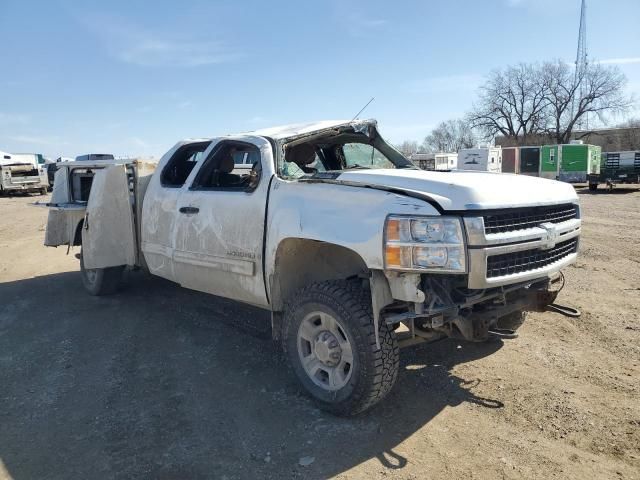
[434,153,458,170]
[458,147,502,173]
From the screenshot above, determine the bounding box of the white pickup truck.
[44,119,581,415]
[1,151,48,195]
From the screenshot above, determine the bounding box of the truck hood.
[331,169,579,211]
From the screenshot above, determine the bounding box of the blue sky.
[1,0,639,158]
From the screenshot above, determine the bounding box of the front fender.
[264,178,440,305]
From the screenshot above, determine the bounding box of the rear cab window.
[160,142,211,188]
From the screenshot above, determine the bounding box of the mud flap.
[81,165,136,269]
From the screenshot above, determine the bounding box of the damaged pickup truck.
[44,119,581,415]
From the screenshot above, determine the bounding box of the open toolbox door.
[81,165,136,269]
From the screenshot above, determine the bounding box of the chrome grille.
[486,238,578,278]
[483,204,578,234]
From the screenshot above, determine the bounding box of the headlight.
[384,216,466,273]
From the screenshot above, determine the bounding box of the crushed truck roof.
[176,119,378,146]
[242,119,377,140]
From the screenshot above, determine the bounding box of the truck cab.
[44,119,580,415]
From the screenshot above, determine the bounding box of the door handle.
[179,206,199,214]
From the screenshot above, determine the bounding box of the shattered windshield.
[280,128,415,179]
[342,143,394,169]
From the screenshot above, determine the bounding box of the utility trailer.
[519,147,541,177]
[434,153,458,170]
[590,151,640,190]
[458,147,502,173]
[410,153,435,170]
[540,144,601,184]
[501,147,519,174]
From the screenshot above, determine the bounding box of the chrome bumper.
[464,216,581,289]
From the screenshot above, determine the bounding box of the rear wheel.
[80,250,125,296]
[283,280,399,416]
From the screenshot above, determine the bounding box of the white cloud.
[596,57,640,66]
[118,38,239,67]
[0,112,30,126]
[81,14,240,67]
[346,17,387,37]
[335,5,388,38]
[405,74,483,94]
[356,18,386,28]
[6,135,68,146]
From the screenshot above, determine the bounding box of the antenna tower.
[574,0,588,130]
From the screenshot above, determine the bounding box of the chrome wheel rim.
[297,311,354,391]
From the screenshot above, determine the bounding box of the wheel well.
[270,239,369,311]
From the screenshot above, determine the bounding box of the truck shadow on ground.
[0,271,504,480]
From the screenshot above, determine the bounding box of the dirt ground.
[0,187,638,480]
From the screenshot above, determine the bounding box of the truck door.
[141,141,211,281]
[172,137,271,307]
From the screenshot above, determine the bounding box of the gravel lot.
[0,187,639,480]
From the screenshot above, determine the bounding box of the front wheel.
[283,280,399,416]
[80,251,125,296]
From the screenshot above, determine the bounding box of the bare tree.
[541,60,632,143]
[468,60,633,145]
[396,140,420,156]
[615,117,640,150]
[422,119,476,152]
[467,64,548,143]
[616,117,640,128]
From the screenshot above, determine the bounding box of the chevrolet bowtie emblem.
[540,222,559,250]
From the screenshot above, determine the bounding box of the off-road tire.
[497,311,527,331]
[80,251,125,296]
[282,279,399,416]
